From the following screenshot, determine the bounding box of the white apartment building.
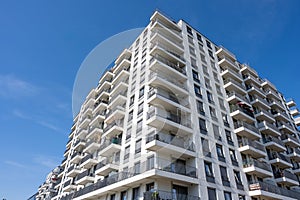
[35,10,300,200]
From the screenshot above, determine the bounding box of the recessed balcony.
[145,130,196,158]
[234,121,261,139]
[223,78,246,95]
[98,137,121,157]
[146,106,193,136]
[238,138,267,158]
[144,190,199,200]
[263,136,286,152]
[268,152,292,169]
[258,121,281,137]
[243,159,273,178]
[274,170,299,186]
[148,71,188,97]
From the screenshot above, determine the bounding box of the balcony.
[108,90,127,108]
[223,78,246,95]
[92,99,108,116]
[295,116,300,126]
[90,110,106,127]
[281,134,300,147]
[290,108,300,117]
[287,148,300,162]
[63,180,77,192]
[287,99,296,108]
[105,105,125,124]
[114,49,131,66]
[274,170,299,186]
[102,119,124,139]
[273,111,290,122]
[258,121,281,137]
[77,128,88,140]
[73,139,86,151]
[218,55,239,72]
[67,165,80,177]
[112,67,130,85]
[70,152,84,164]
[150,29,184,53]
[234,121,261,139]
[230,104,255,123]
[243,73,262,87]
[146,106,193,136]
[76,170,95,185]
[240,64,258,78]
[216,46,236,63]
[254,109,275,123]
[250,95,270,110]
[145,130,196,158]
[80,153,98,169]
[265,89,281,100]
[226,92,251,106]
[238,138,266,158]
[268,152,292,168]
[249,181,300,199]
[246,84,266,98]
[110,78,129,96]
[243,159,273,178]
[147,87,190,112]
[98,137,121,157]
[150,42,185,65]
[86,126,103,140]
[277,122,296,134]
[269,99,285,111]
[79,116,91,128]
[144,190,199,200]
[148,71,188,97]
[83,139,101,154]
[261,79,277,92]
[220,67,243,82]
[263,136,286,152]
[95,157,120,176]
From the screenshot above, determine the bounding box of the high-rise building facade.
[36,11,300,200]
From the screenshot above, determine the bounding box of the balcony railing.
[150,54,186,75]
[218,55,237,68]
[81,153,96,164]
[249,181,300,199]
[109,90,127,103]
[151,29,184,49]
[104,119,124,133]
[263,136,285,147]
[224,78,246,90]
[144,190,200,200]
[268,152,291,163]
[71,158,197,199]
[281,134,299,144]
[77,169,94,180]
[234,121,259,134]
[254,109,274,120]
[243,159,272,172]
[238,138,265,152]
[250,95,269,106]
[274,170,298,182]
[258,121,280,132]
[230,104,254,118]
[226,92,250,104]
[147,107,191,128]
[98,137,122,152]
[151,42,185,61]
[146,131,195,152]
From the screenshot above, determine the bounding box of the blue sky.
[0,0,300,199]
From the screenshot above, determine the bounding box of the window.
[124,146,130,160]
[216,144,225,160]
[186,26,193,35]
[207,91,214,104]
[222,113,230,127]
[199,42,204,52]
[196,100,205,116]
[188,36,194,45]
[229,149,238,163]
[226,130,234,146]
[196,33,202,42]
[224,191,232,200]
[234,170,243,189]
[206,40,212,49]
[213,72,219,83]
[147,156,154,170]
[135,139,142,154]
[215,84,222,95]
[202,64,209,75]
[199,118,207,134]
[201,54,207,64]
[138,102,144,115]
[213,124,221,141]
[134,162,140,174]
[140,72,145,84]
[132,187,140,200]
[136,119,143,133]
[219,98,225,110]
[208,50,214,59]
[204,161,213,177]
[189,46,195,56]
[130,95,135,107]
[139,86,144,98]
[146,182,154,191]
[192,70,200,83]
[220,166,229,182]
[128,110,133,123]
[205,78,211,89]
[210,61,216,70]
[121,191,127,200]
[238,195,245,200]
[131,80,136,93]
[207,188,217,200]
[210,107,217,121]
[194,84,202,98]
[191,57,197,68]
[201,137,211,157]
[126,127,132,141]
[110,194,116,200]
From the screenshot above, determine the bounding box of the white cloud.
[0,74,38,99]
[4,160,27,168]
[33,155,60,169]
